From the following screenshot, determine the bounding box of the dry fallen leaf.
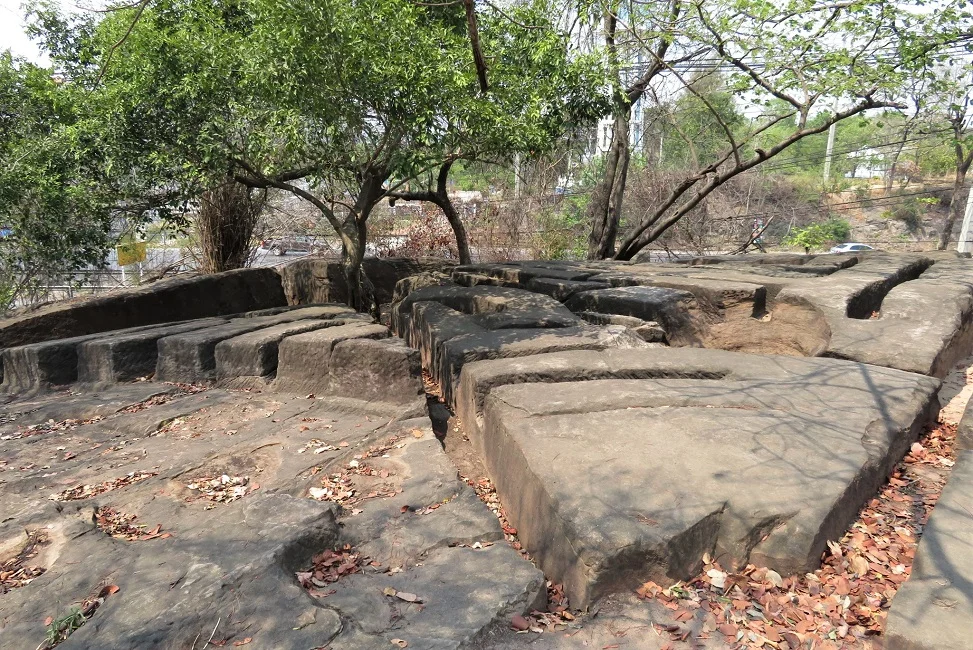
[233,638,253,646]
[395,591,421,603]
[390,639,408,648]
[510,614,530,631]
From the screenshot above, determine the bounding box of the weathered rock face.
[392,254,973,378]
[279,256,458,307]
[454,347,939,607]
[885,396,973,650]
[5,251,973,644]
[0,387,541,649]
[0,268,287,350]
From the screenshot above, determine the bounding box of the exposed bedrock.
[0,387,541,649]
[401,254,973,379]
[453,347,940,607]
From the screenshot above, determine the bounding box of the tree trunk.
[341,171,387,314]
[196,181,264,273]
[938,169,968,250]
[340,218,370,312]
[586,108,631,259]
[433,194,472,265]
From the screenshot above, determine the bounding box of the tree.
[782,218,851,252]
[194,181,266,273]
[382,3,610,265]
[0,52,118,312]
[57,0,605,310]
[926,65,973,249]
[583,0,973,261]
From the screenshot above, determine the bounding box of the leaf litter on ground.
[0,530,49,593]
[633,421,958,649]
[94,506,171,541]
[49,471,158,501]
[296,545,364,598]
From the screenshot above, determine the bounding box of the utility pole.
[823,122,837,185]
[957,183,973,254]
[513,153,521,198]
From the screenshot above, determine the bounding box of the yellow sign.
[117,241,147,266]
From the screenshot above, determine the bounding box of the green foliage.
[43,606,86,648]
[654,70,747,169]
[783,218,851,251]
[882,195,938,231]
[0,52,119,313]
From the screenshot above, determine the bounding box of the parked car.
[260,236,328,256]
[829,243,875,254]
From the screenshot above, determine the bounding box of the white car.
[829,243,874,254]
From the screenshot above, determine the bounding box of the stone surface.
[280,256,457,307]
[214,308,361,383]
[419,254,973,377]
[0,267,286,350]
[0,387,541,650]
[272,322,391,395]
[391,284,650,405]
[155,306,350,384]
[327,338,424,407]
[454,347,939,606]
[1,325,161,393]
[565,286,703,346]
[77,318,227,384]
[885,449,973,650]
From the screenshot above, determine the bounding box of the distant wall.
[280,257,457,307]
[0,268,287,349]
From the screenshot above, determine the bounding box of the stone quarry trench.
[1,252,972,650]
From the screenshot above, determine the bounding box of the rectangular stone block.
[885,450,973,650]
[273,323,390,395]
[328,338,423,405]
[77,319,226,384]
[215,318,356,381]
[1,325,157,393]
[155,307,351,384]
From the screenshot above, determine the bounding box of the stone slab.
[328,338,424,406]
[272,322,391,395]
[0,267,286,350]
[0,388,540,650]
[455,348,939,606]
[885,449,973,650]
[565,286,702,346]
[76,318,227,384]
[214,314,360,382]
[154,306,350,384]
[1,324,164,393]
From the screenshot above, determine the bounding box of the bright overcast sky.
[0,0,46,62]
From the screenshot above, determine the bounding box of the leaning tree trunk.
[586,108,631,260]
[938,169,969,250]
[434,194,472,264]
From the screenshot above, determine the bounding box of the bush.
[782,218,852,251]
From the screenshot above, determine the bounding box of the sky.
[0,0,45,62]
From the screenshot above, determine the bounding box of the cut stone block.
[77,319,227,384]
[156,307,351,384]
[328,338,423,406]
[1,325,158,392]
[455,348,938,606]
[525,277,609,302]
[273,323,391,395]
[885,449,973,650]
[215,318,359,382]
[565,286,702,346]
